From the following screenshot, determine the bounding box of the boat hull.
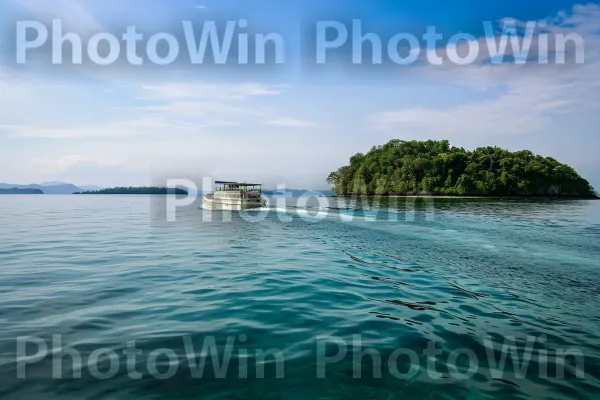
[203,195,265,211]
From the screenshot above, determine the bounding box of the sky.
[0,0,599,190]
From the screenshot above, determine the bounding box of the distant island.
[0,182,86,194]
[327,140,598,198]
[0,188,44,194]
[263,188,335,197]
[74,187,189,195]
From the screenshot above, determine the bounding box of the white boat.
[203,181,266,211]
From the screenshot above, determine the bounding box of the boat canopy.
[215,181,262,186]
[215,181,262,191]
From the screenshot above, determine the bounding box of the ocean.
[0,195,599,399]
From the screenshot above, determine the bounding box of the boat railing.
[209,190,262,200]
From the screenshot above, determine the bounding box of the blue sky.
[0,0,599,190]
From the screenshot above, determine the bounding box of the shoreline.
[326,194,600,200]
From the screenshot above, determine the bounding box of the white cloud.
[137,100,262,117]
[0,79,314,140]
[32,155,135,174]
[140,83,285,101]
[267,118,319,128]
[369,4,600,139]
[138,83,318,129]
[26,154,149,187]
[0,117,174,139]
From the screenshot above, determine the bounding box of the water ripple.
[0,196,599,399]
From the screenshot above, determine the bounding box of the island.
[0,188,44,194]
[73,187,189,195]
[263,188,335,197]
[327,140,598,198]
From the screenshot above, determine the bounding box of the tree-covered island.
[73,187,189,195]
[327,140,597,198]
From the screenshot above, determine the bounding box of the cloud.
[140,83,285,101]
[0,117,174,139]
[0,79,312,140]
[32,155,135,174]
[368,4,600,139]
[195,5,209,10]
[29,154,149,187]
[139,82,318,129]
[369,88,564,138]
[267,118,319,128]
[136,100,264,126]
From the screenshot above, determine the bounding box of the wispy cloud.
[0,79,316,140]
[32,155,130,174]
[267,118,319,128]
[368,4,600,138]
[140,83,285,101]
[138,82,317,129]
[0,117,174,139]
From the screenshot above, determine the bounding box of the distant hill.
[0,182,101,194]
[33,184,82,194]
[0,188,43,194]
[38,181,70,186]
[78,185,104,192]
[74,187,188,195]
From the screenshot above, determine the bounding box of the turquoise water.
[0,195,599,399]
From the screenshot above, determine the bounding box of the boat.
[203,181,266,211]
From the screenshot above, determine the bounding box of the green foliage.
[74,187,189,195]
[327,140,597,197]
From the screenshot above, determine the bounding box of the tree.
[326,140,596,197]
